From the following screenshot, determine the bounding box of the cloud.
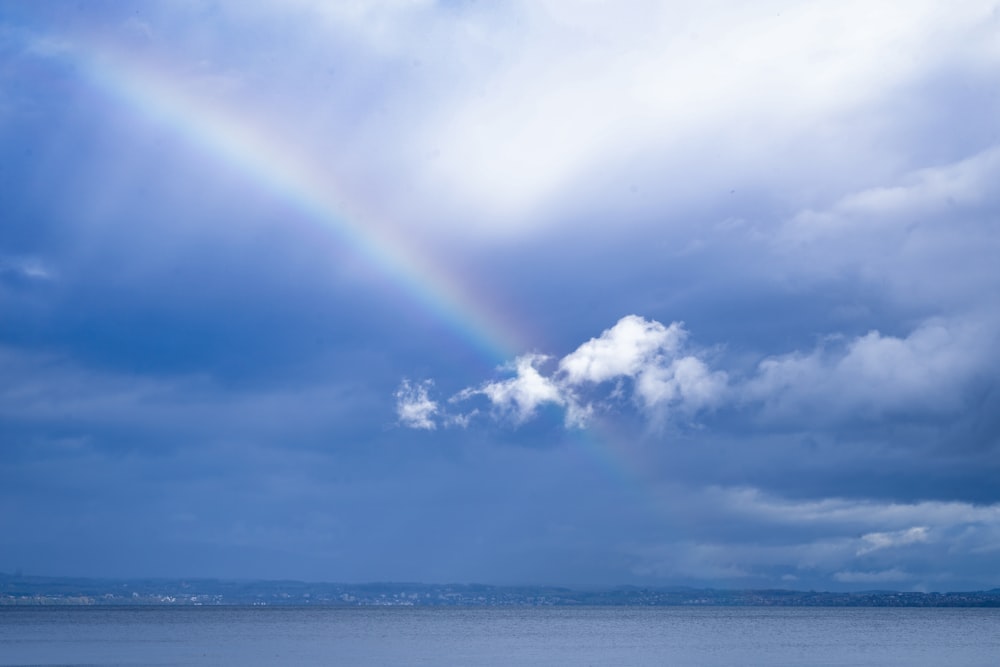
[7,1,999,587]
[399,315,726,429]
[780,146,1000,248]
[713,486,1000,530]
[459,354,564,424]
[857,527,929,555]
[635,355,728,415]
[405,0,1000,232]
[559,315,685,385]
[401,310,995,433]
[558,315,727,424]
[743,316,992,423]
[773,145,1000,310]
[394,379,438,430]
[142,0,1000,240]
[625,485,1000,588]
[0,344,376,447]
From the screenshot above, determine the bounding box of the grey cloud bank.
[1,0,999,591]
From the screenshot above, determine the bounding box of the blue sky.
[2,0,999,591]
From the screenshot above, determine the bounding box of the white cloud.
[780,146,1000,247]
[196,0,1000,239]
[401,309,995,434]
[773,145,1000,310]
[409,0,1000,231]
[713,486,1000,531]
[399,315,727,429]
[558,315,727,423]
[626,485,1000,587]
[442,410,477,429]
[858,527,929,555]
[635,355,728,414]
[469,354,564,423]
[394,379,438,430]
[559,315,685,385]
[744,317,991,421]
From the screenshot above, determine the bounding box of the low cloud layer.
[627,486,1000,589]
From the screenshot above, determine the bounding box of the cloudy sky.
[2,1,999,591]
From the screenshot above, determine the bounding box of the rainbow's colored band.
[78,43,520,366]
[73,39,658,499]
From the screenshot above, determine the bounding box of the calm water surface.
[1,606,998,666]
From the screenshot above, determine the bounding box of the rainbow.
[65,36,661,498]
[74,42,521,366]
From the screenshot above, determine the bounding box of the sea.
[1,605,998,666]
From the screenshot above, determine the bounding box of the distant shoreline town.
[2,573,999,607]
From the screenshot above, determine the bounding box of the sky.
[2,0,999,592]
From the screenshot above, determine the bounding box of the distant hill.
[2,573,999,607]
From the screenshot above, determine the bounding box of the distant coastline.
[2,573,999,607]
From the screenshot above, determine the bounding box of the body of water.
[1,605,998,666]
